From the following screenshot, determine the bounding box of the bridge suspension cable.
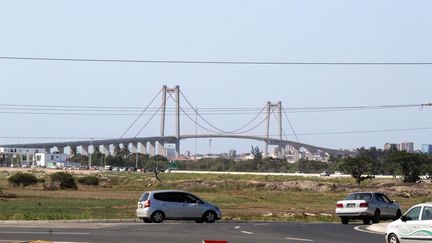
[179,90,269,135]
[282,107,300,143]
[119,88,162,139]
[133,102,163,139]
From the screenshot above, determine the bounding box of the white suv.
[386,202,432,243]
[136,190,222,223]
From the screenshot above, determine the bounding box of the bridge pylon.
[160,85,180,157]
[264,101,284,159]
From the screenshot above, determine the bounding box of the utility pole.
[209,139,212,155]
[194,106,198,159]
[89,138,93,169]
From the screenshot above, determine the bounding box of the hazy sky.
[1,0,431,154]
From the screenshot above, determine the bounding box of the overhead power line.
[1,56,432,65]
[0,103,429,116]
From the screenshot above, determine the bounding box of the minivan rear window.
[154,192,168,201]
[140,192,149,201]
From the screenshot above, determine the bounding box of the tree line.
[71,145,432,183]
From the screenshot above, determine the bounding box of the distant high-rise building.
[228,149,236,158]
[384,143,398,151]
[400,142,414,153]
[422,144,432,155]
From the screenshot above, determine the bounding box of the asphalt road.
[0,221,384,243]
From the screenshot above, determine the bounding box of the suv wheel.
[203,211,217,223]
[151,211,165,223]
[372,210,380,224]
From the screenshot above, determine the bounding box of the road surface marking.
[254,223,268,226]
[234,226,240,229]
[241,231,254,235]
[285,237,313,242]
[0,231,90,235]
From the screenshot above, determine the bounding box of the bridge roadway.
[0,134,357,157]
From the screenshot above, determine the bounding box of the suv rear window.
[140,192,149,201]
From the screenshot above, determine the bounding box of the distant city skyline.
[1,0,432,153]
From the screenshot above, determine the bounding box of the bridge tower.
[160,85,180,157]
[264,101,284,159]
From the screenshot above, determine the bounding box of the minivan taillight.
[360,202,368,208]
[336,203,343,208]
[144,200,150,208]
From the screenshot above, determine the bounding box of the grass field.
[1,170,431,222]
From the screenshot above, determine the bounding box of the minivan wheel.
[203,211,217,223]
[372,210,380,224]
[388,233,399,243]
[341,217,349,224]
[151,211,165,223]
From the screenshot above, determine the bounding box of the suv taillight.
[144,200,150,208]
[360,202,368,208]
[336,203,343,208]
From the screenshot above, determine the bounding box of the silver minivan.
[136,190,222,223]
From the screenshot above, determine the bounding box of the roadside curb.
[0,219,139,224]
[354,223,387,235]
[366,223,388,233]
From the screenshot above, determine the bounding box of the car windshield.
[345,193,372,201]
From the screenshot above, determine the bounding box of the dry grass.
[0,170,431,222]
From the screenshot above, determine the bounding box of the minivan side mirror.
[401,215,408,222]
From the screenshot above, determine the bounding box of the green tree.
[49,172,77,190]
[250,146,262,161]
[339,157,373,185]
[390,151,430,183]
[90,147,104,166]
[8,172,38,187]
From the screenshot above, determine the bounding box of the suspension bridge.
[0,85,357,160]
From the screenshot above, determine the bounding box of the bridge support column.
[157,141,165,156]
[130,143,137,154]
[80,146,89,156]
[100,145,110,156]
[175,140,180,157]
[149,142,155,157]
[68,146,77,157]
[56,147,64,154]
[139,142,147,154]
[286,145,300,163]
[279,144,285,159]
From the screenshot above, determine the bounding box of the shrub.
[77,176,99,186]
[49,172,77,190]
[8,172,38,187]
